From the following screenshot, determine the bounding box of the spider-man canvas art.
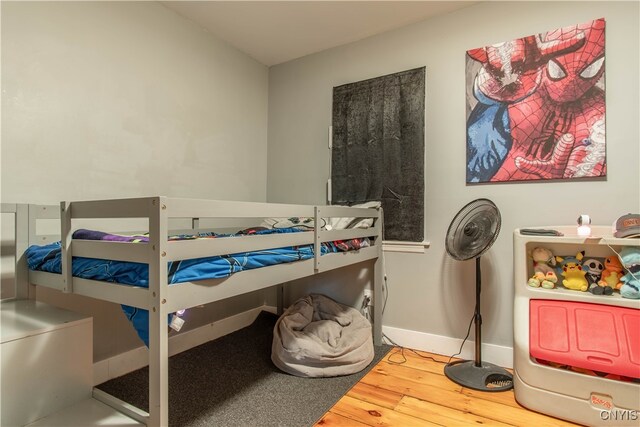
[466,18,606,183]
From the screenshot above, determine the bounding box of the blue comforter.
[26,227,354,346]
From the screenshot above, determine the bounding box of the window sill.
[382,240,430,253]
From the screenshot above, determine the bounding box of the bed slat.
[72,278,150,309]
[166,259,316,311]
[165,246,379,312]
[68,197,156,219]
[316,246,379,273]
[28,270,64,290]
[73,240,151,264]
[166,232,314,261]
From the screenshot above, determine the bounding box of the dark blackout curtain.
[331,67,425,242]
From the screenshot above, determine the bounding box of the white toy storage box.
[513,226,639,426]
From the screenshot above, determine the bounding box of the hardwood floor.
[315,348,580,426]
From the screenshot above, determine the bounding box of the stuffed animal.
[583,258,610,295]
[527,247,557,289]
[599,255,624,291]
[556,251,588,292]
[619,247,640,299]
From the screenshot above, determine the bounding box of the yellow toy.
[556,251,588,292]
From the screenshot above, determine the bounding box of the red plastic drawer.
[530,300,640,379]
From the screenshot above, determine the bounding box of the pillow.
[327,201,381,230]
[260,217,317,230]
[261,201,380,231]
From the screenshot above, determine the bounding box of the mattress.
[26,227,370,345]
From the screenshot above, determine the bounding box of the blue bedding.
[26,228,368,346]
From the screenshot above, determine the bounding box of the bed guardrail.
[59,197,381,285]
[2,203,61,300]
[8,197,382,312]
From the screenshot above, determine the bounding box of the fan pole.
[475,257,482,367]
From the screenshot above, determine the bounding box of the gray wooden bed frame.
[2,196,383,426]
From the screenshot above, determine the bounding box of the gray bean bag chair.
[271,294,374,377]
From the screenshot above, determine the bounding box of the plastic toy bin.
[530,299,640,379]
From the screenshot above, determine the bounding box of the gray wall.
[267,1,640,353]
[1,1,270,360]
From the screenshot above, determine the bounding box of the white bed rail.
[1,203,61,299]
[59,197,381,284]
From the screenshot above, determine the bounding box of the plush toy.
[527,247,557,289]
[619,247,640,299]
[556,251,588,292]
[583,258,610,295]
[599,255,624,291]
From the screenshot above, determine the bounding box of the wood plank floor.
[315,348,580,426]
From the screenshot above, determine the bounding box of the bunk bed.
[3,196,383,426]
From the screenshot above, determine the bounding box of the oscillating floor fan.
[444,198,513,392]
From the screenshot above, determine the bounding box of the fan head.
[446,199,501,261]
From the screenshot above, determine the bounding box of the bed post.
[373,210,383,346]
[313,206,321,272]
[60,201,73,293]
[147,196,169,426]
[14,204,31,299]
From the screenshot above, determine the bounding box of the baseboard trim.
[382,325,513,369]
[93,305,277,385]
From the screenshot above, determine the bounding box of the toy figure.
[527,247,558,289]
[583,258,609,295]
[556,251,588,292]
[599,255,624,291]
[619,247,640,299]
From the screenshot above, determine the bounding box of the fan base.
[444,360,513,392]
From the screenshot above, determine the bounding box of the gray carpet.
[97,311,390,427]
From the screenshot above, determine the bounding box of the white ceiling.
[161,1,478,66]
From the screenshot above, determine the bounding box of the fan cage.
[445,198,501,261]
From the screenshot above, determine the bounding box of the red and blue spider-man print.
[466,18,606,183]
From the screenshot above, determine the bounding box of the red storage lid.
[530,300,640,379]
